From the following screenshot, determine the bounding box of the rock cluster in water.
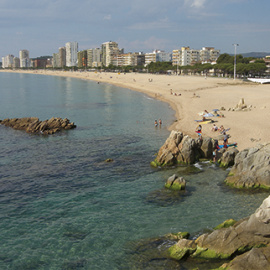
[151,130,238,168]
[149,130,270,269]
[168,195,270,269]
[0,117,76,135]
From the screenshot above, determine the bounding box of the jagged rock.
[167,195,270,266]
[225,245,270,270]
[225,143,270,188]
[200,136,214,158]
[218,147,239,168]
[165,174,186,190]
[151,131,213,166]
[0,117,76,135]
[151,130,237,167]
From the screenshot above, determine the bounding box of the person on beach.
[212,124,218,131]
[219,125,225,133]
[154,120,158,127]
[159,119,162,126]
[223,133,229,144]
[195,125,202,138]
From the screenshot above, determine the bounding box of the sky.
[1,0,270,58]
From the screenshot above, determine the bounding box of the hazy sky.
[1,0,269,58]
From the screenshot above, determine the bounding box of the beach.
[2,69,270,151]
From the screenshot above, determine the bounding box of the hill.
[240,52,270,58]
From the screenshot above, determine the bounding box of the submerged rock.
[0,117,76,135]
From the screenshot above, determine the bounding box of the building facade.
[77,50,87,68]
[101,41,121,67]
[172,46,220,66]
[66,41,78,67]
[19,50,30,68]
[87,48,102,68]
[2,55,14,68]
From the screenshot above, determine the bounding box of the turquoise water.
[0,72,268,269]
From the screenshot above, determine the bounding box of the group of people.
[154,119,162,127]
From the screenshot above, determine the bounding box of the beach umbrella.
[212,109,219,112]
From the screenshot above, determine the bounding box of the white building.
[145,50,172,65]
[19,50,30,68]
[2,55,14,68]
[66,41,78,67]
[172,46,220,66]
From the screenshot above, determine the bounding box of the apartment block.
[19,50,30,68]
[2,55,14,68]
[172,46,220,66]
[66,41,78,67]
[77,50,87,68]
[87,48,102,67]
[101,41,121,67]
[145,50,171,65]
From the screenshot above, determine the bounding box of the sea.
[0,72,268,270]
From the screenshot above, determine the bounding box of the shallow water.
[0,72,267,269]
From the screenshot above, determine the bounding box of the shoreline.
[1,69,270,151]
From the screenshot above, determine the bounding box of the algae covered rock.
[167,196,270,268]
[168,239,197,260]
[165,174,186,190]
[214,219,237,230]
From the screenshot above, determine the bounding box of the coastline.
[1,69,270,151]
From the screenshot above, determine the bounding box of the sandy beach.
[1,69,270,151]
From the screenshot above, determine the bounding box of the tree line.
[102,53,267,77]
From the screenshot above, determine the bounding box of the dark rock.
[0,117,76,135]
[218,147,239,168]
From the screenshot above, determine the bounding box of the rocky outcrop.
[225,143,270,188]
[151,130,237,167]
[165,174,186,190]
[0,117,76,135]
[218,147,239,168]
[168,195,270,268]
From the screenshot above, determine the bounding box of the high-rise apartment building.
[87,48,102,67]
[19,50,30,68]
[2,55,14,68]
[77,50,87,68]
[101,41,121,67]
[59,47,66,67]
[66,42,78,67]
